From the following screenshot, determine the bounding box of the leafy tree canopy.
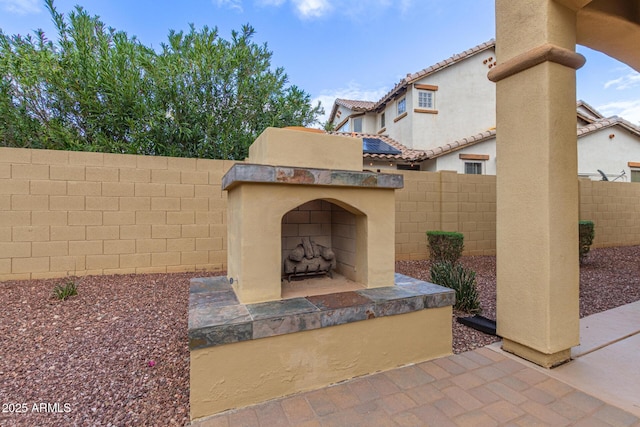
[0,0,324,159]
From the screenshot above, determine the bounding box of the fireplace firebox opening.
[281,199,368,299]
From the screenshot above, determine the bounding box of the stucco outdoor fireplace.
[188,128,454,420]
[221,127,403,304]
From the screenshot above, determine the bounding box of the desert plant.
[52,280,78,301]
[579,220,595,264]
[430,261,481,313]
[426,231,464,264]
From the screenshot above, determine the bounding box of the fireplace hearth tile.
[252,312,322,339]
[306,291,372,310]
[374,296,425,317]
[190,276,233,294]
[189,322,253,349]
[355,286,419,302]
[189,304,252,329]
[355,285,433,317]
[318,304,377,327]
[189,290,238,309]
[246,298,320,320]
[424,292,457,308]
[307,292,376,327]
[394,273,457,308]
[188,275,455,350]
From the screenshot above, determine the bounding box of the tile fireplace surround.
[189,128,454,421]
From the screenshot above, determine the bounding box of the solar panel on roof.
[362,138,402,155]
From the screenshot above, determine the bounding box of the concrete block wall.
[1,147,639,281]
[394,170,497,260]
[579,178,640,247]
[395,170,442,260]
[0,147,232,281]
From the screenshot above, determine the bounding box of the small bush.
[52,280,78,301]
[430,261,481,313]
[426,231,464,264]
[579,220,595,264]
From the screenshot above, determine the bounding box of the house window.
[397,98,406,116]
[353,117,362,133]
[397,163,420,171]
[465,162,482,175]
[380,112,385,129]
[628,162,640,182]
[418,90,435,109]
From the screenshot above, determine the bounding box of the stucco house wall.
[433,138,497,175]
[429,122,640,181]
[578,127,640,181]
[384,91,414,150]
[329,41,640,183]
[409,49,496,151]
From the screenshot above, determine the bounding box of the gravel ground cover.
[1,246,639,426]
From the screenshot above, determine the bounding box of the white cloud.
[311,82,389,126]
[256,0,287,6]
[292,0,332,19]
[0,0,40,15]
[604,72,640,90]
[598,100,640,126]
[214,0,243,12]
[399,0,414,14]
[254,0,416,20]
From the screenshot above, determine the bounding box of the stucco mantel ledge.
[222,163,404,191]
[188,274,454,351]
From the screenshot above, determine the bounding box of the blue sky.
[1,0,639,125]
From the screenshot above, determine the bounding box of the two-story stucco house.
[329,40,497,154]
[328,41,640,182]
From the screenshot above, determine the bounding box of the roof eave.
[373,39,496,110]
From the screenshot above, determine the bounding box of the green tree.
[0,0,323,159]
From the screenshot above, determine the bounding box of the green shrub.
[52,280,78,301]
[579,220,595,264]
[426,231,464,264]
[430,261,481,313]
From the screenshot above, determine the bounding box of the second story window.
[380,112,385,129]
[418,90,435,109]
[353,117,362,133]
[397,98,406,116]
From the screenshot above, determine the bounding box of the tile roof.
[330,132,428,162]
[423,129,496,159]
[334,99,376,111]
[329,99,377,125]
[577,116,640,137]
[328,40,496,123]
[576,100,605,124]
[424,114,640,160]
[373,40,495,110]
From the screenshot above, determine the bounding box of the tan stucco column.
[489,0,586,367]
